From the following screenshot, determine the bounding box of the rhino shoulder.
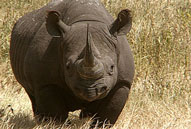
[116,36,135,86]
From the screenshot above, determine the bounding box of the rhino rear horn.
[109,9,132,36]
[46,11,70,37]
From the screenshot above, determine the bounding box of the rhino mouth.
[74,83,109,102]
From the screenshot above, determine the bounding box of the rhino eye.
[66,61,71,70]
[66,64,70,70]
[109,65,114,75]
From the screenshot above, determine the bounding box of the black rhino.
[10,0,134,126]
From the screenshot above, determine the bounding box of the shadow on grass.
[2,113,36,129]
[0,108,92,129]
[0,106,35,128]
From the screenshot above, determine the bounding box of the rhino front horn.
[83,24,97,67]
[77,24,104,79]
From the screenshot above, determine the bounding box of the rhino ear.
[46,11,70,37]
[109,9,132,36]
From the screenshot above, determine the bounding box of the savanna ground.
[0,0,191,128]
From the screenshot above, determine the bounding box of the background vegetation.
[0,0,191,128]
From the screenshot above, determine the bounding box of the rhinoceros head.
[46,10,132,102]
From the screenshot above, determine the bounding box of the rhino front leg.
[81,82,131,127]
[27,93,39,116]
[34,84,69,123]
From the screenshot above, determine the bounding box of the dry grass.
[0,0,191,128]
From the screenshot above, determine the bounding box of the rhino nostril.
[100,86,107,93]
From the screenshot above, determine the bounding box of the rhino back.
[57,0,113,24]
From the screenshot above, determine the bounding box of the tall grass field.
[0,0,191,128]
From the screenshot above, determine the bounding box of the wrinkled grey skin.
[10,0,134,127]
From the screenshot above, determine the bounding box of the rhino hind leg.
[33,84,69,123]
[82,83,131,127]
